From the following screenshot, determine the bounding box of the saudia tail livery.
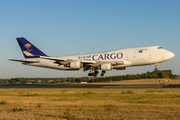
[9,37,175,77]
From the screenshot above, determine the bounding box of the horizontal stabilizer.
[9,59,39,63]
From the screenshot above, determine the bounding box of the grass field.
[0,88,180,120]
[79,78,180,85]
[108,78,180,85]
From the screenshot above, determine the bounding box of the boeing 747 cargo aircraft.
[9,38,175,77]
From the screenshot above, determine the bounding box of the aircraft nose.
[169,51,175,58]
[164,51,175,60]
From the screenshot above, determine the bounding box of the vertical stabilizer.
[16,37,47,58]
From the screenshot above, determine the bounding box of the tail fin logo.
[23,43,34,56]
[24,43,32,51]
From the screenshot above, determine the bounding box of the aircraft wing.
[36,56,68,61]
[37,56,125,65]
[35,56,72,65]
[18,55,131,71]
[36,56,96,65]
[36,56,132,67]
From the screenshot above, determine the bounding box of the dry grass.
[110,78,180,85]
[0,88,180,119]
[78,78,180,85]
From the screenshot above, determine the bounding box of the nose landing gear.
[154,63,159,71]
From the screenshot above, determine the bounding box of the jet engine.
[69,61,83,68]
[65,61,83,69]
[100,63,112,71]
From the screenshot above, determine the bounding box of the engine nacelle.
[69,61,83,69]
[115,67,126,70]
[100,63,112,71]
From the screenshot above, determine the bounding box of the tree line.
[0,70,177,84]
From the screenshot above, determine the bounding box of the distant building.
[176,75,180,79]
[48,80,54,83]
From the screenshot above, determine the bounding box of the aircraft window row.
[158,47,163,49]
[138,49,147,53]
[139,50,143,53]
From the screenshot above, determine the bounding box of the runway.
[0,84,180,88]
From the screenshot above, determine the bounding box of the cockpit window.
[158,47,163,49]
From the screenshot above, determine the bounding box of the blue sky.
[0,0,179,78]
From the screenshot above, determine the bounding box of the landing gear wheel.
[154,68,158,71]
[101,71,106,76]
[88,73,92,76]
[93,74,97,77]
[154,63,159,72]
[93,71,99,77]
[88,69,99,77]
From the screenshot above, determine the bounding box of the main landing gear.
[154,63,159,71]
[88,68,106,77]
[101,71,106,76]
[88,68,99,77]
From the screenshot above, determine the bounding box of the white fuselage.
[22,46,174,71]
